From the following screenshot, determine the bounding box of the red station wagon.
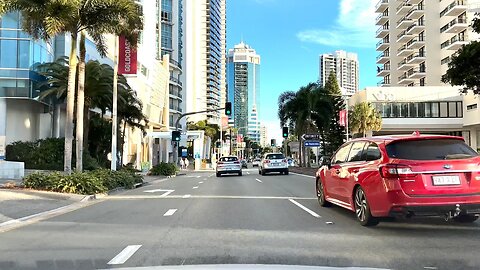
[316,134,480,226]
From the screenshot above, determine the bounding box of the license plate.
[432,175,461,186]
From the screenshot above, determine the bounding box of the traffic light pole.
[173,107,226,165]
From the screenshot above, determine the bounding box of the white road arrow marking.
[143,189,174,197]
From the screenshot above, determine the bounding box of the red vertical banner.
[118,36,137,74]
[339,110,347,127]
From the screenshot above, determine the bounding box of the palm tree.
[349,102,382,137]
[4,0,143,173]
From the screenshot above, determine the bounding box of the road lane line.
[107,245,142,265]
[255,178,262,183]
[196,176,201,178]
[247,172,250,175]
[290,172,316,179]
[182,194,191,198]
[108,195,317,200]
[199,181,204,184]
[192,186,199,189]
[163,209,178,216]
[289,199,321,218]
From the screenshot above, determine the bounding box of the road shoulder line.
[290,172,316,179]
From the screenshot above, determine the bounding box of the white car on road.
[216,156,242,177]
[259,153,289,175]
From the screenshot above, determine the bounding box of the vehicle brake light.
[264,160,270,164]
[282,159,287,163]
[380,164,416,179]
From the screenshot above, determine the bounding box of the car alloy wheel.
[354,187,378,226]
[316,179,331,207]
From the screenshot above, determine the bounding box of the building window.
[441,57,450,65]
[440,102,448,117]
[467,104,477,110]
[420,78,425,86]
[375,101,463,118]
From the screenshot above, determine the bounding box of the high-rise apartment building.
[158,0,185,130]
[260,125,268,147]
[227,42,261,142]
[375,0,478,87]
[319,50,359,96]
[185,0,227,125]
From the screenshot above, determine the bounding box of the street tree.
[349,102,382,137]
[324,72,345,155]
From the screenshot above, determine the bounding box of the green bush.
[150,162,178,176]
[23,169,143,195]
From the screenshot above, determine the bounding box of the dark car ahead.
[316,134,480,226]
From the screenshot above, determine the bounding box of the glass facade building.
[227,42,261,142]
[0,12,54,98]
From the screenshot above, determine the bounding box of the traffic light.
[271,139,276,147]
[282,127,289,138]
[225,102,232,116]
[172,131,181,142]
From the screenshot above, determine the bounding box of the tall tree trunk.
[83,107,90,152]
[75,31,87,172]
[64,33,78,174]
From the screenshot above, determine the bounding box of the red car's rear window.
[385,139,478,160]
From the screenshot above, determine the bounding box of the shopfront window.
[372,101,462,118]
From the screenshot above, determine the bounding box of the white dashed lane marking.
[289,199,321,218]
[255,178,262,183]
[163,209,177,216]
[107,245,142,265]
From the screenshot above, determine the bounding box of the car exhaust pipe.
[444,204,462,221]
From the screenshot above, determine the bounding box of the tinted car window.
[386,139,478,160]
[220,157,238,162]
[365,143,382,161]
[347,142,367,162]
[332,144,352,164]
[265,154,284,160]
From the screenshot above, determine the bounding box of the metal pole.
[345,96,349,141]
[111,36,119,171]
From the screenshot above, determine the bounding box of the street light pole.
[111,36,119,171]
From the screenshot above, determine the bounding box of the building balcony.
[169,105,183,113]
[396,30,414,43]
[398,73,415,84]
[397,16,414,29]
[376,39,390,51]
[442,34,468,50]
[397,44,414,57]
[407,0,423,5]
[169,90,183,100]
[377,79,390,87]
[408,67,426,79]
[375,0,389,13]
[406,22,425,35]
[376,52,390,64]
[376,11,389,25]
[398,59,415,70]
[396,2,413,15]
[441,0,467,17]
[377,66,391,77]
[406,52,426,64]
[376,26,389,38]
[169,76,183,87]
[169,58,182,70]
[406,36,425,49]
[443,17,468,34]
[406,5,424,20]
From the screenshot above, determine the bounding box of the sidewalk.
[0,189,86,225]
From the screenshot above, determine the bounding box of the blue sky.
[226,0,378,141]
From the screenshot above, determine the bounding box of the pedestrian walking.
[185,158,190,169]
[180,158,185,170]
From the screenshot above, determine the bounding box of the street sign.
[302,134,321,140]
[304,140,321,147]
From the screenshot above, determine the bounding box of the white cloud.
[297,0,377,48]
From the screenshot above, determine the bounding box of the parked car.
[216,156,242,177]
[259,153,289,175]
[252,158,261,167]
[316,134,480,226]
[241,159,248,168]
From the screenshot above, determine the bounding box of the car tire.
[285,170,289,175]
[453,214,479,223]
[316,178,331,207]
[261,170,266,176]
[216,173,221,177]
[354,186,379,226]
[238,172,242,176]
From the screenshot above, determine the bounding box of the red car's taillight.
[380,164,416,179]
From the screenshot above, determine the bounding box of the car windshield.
[386,139,478,160]
[219,157,238,162]
[265,154,284,160]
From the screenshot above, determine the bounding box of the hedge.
[150,162,178,176]
[23,169,143,195]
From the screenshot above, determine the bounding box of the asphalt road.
[0,168,480,270]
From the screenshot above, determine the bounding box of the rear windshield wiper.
[442,154,476,160]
